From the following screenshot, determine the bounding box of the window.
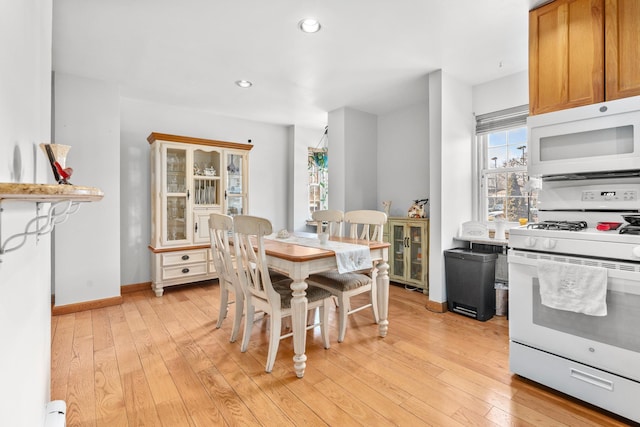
[476,105,538,224]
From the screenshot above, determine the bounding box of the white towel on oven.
[537,259,608,316]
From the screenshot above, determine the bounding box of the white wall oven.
[528,96,640,179]
[509,175,640,423]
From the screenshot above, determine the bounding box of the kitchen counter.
[455,231,509,247]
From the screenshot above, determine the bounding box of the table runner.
[267,234,372,274]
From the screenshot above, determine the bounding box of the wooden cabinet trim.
[147,132,254,151]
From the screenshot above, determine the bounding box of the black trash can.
[444,248,498,321]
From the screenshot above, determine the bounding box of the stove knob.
[543,239,557,249]
[633,247,640,258]
[525,237,537,247]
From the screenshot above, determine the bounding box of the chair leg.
[229,288,243,343]
[265,314,282,373]
[241,299,254,353]
[306,307,318,326]
[283,316,291,330]
[320,300,330,349]
[337,294,349,343]
[217,285,229,329]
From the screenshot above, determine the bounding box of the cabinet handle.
[195,222,198,232]
[181,255,189,261]
[182,268,190,274]
[187,189,190,200]
[224,190,227,200]
[404,237,409,247]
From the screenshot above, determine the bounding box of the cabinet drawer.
[162,263,208,280]
[161,249,208,266]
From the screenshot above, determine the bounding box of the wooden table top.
[264,234,389,262]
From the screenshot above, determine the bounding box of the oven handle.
[508,249,640,282]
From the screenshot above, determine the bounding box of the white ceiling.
[52,0,530,129]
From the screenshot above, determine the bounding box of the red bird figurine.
[54,161,73,182]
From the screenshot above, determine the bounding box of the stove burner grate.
[527,220,588,231]
[619,225,640,235]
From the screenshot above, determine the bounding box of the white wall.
[53,73,121,306]
[327,109,346,212]
[328,107,378,212]
[378,102,430,217]
[473,70,528,115]
[0,1,54,425]
[120,98,290,285]
[428,70,474,304]
[345,109,378,211]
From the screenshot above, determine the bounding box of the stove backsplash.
[536,176,640,227]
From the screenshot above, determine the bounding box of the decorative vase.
[40,143,73,184]
[382,200,391,217]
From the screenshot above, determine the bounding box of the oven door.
[508,249,640,382]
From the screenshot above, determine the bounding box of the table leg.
[376,260,390,337]
[290,278,308,378]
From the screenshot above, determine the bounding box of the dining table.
[263,232,390,378]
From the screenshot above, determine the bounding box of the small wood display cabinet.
[385,217,429,293]
[148,132,252,296]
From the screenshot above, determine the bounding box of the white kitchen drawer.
[161,249,208,266]
[162,263,208,280]
[510,341,640,423]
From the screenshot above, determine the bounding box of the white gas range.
[508,176,640,423]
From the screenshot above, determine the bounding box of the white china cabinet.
[148,132,252,296]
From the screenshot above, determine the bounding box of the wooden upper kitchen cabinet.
[529,0,640,116]
[529,0,605,115]
[605,0,640,101]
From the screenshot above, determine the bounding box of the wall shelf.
[0,183,103,202]
[0,183,103,259]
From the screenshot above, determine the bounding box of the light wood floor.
[51,281,635,426]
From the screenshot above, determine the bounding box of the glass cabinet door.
[392,224,405,277]
[409,225,423,281]
[225,153,246,215]
[166,196,187,241]
[164,147,188,244]
[192,147,221,208]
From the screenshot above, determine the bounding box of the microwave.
[528,96,640,178]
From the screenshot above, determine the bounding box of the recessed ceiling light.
[298,18,321,33]
[235,80,252,88]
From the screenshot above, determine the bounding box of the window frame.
[474,105,533,228]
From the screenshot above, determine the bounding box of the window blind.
[475,104,529,135]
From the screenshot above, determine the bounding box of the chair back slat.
[311,209,344,236]
[233,215,280,305]
[345,210,387,242]
[209,213,237,288]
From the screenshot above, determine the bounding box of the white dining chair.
[208,213,244,342]
[233,215,332,373]
[311,209,344,237]
[307,209,387,342]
